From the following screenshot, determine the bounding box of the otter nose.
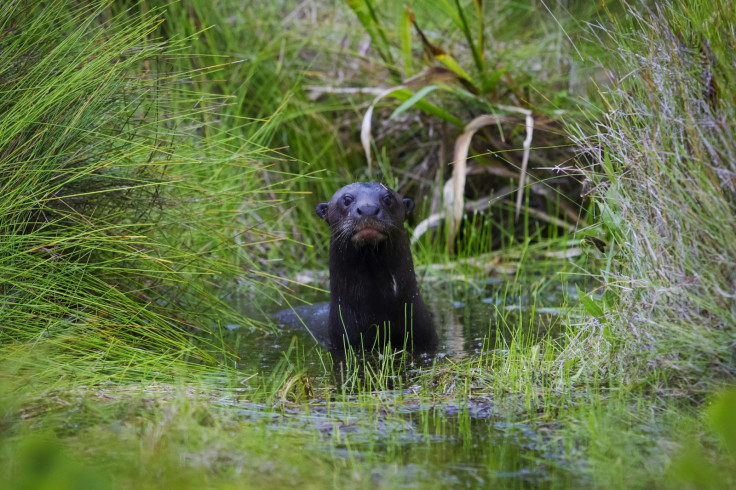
[356,204,380,216]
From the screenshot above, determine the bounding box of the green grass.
[569,0,736,391]
[1,0,735,489]
[0,0,300,383]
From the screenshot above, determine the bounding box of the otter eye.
[342,195,354,206]
[382,194,394,206]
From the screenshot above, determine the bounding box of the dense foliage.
[1,1,734,488]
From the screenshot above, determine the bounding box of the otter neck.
[328,237,418,301]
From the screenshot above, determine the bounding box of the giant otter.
[316,182,437,352]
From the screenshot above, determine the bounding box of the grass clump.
[0,1,294,388]
[572,0,736,391]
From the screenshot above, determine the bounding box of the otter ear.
[316,203,329,221]
[403,198,415,217]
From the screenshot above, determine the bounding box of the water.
[224,272,588,488]
[231,272,579,363]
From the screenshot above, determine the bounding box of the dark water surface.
[225,273,587,488]
[231,273,580,371]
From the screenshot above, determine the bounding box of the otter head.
[316,182,415,247]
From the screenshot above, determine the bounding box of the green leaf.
[602,146,616,181]
[603,288,619,310]
[400,7,413,77]
[345,0,372,31]
[437,0,463,26]
[602,324,614,343]
[707,389,736,454]
[475,0,484,68]
[364,0,394,65]
[386,88,464,127]
[390,85,440,119]
[436,54,475,84]
[345,0,394,66]
[599,190,622,234]
[454,0,483,74]
[577,286,604,317]
[480,67,506,94]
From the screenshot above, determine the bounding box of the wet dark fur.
[316,182,437,352]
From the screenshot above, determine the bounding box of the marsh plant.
[570,0,736,391]
[0,1,296,380]
[1,1,735,489]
